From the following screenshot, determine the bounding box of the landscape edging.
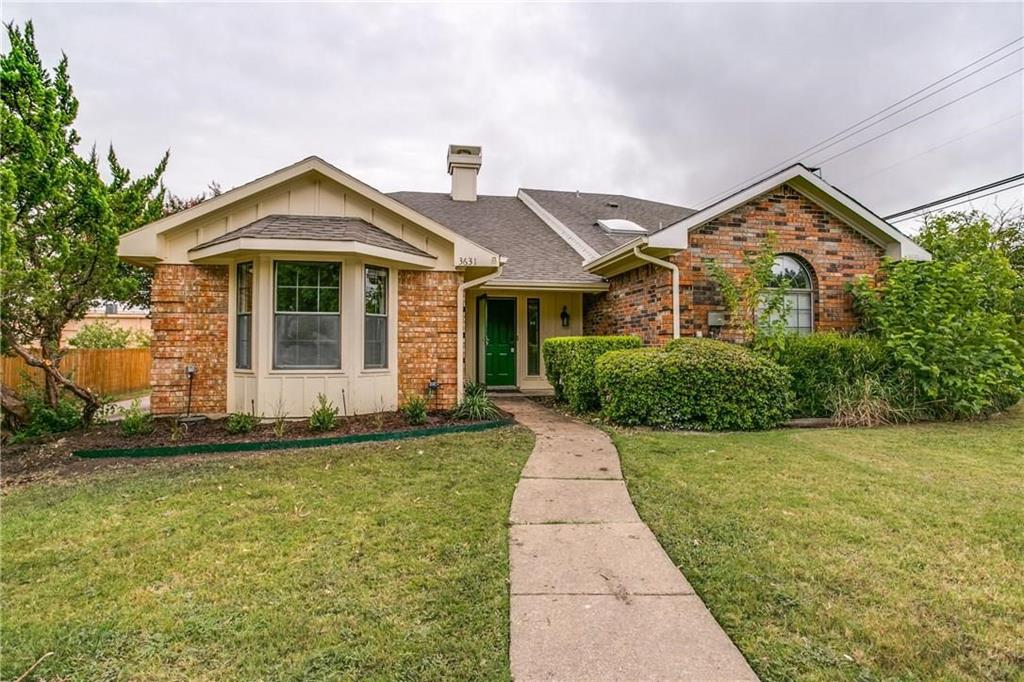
[74,418,514,459]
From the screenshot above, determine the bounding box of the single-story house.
[118,145,929,417]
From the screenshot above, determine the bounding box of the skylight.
[597,218,647,235]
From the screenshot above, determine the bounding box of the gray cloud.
[4,2,1022,223]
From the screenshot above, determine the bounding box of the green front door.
[485,298,517,387]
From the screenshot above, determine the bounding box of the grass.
[612,407,1024,681]
[1,427,533,681]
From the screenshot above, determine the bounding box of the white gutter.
[457,262,506,400]
[633,245,680,339]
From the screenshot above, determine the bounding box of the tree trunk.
[39,340,62,408]
[8,341,102,426]
[1,384,28,431]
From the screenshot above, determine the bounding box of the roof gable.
[648,164,930,261]
[119,156,499,267]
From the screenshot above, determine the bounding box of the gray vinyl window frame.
[526,298,541,376]
[363,265,389,370]
[235,262,253,370]
[272,260,342,370]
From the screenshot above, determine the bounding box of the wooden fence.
[1,348,151,398]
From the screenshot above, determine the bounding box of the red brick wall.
[150,264,229,415]
[584,184,885,343]
[398,271,462,409]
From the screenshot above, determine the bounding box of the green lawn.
[613,408,1024,681]
[1,427,533,681]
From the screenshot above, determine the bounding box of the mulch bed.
[1,410,509,489]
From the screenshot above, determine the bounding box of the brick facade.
[397,271,462,409]
[150,264,229,415]
[584,184,885,344]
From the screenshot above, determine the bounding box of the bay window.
[274,262,341,369]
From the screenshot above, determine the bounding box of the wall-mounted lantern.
[560,306,570,328]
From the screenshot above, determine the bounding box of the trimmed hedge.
[596,338,792,430]
[771,333,888,417]
[543,335,643,412]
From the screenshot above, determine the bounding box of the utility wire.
[884,172,1024,220]
[845,109,1023,186]
[694,35,1024,206]
[810,67,1024,166]
[889,180,1024,223]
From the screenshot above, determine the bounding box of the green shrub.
[771,333,889,418]
[120,399,154,437]
[225,411,261,434]
[543,336,643,412]
[452,392,501,421]
[401,395,429,426]
[462,381,488,400]
[9,386,83,441]
[851,251,1023,419]
[596,338,792,430]
[308,393,339,432]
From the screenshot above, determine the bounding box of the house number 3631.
[458,257,477,266]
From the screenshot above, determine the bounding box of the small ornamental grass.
[308,393,339,432]
[452,383,502,421]
[543,335,642,412]
[400,395,429,426]
[596,337,792,431]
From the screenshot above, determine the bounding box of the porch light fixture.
[560,306,570,328]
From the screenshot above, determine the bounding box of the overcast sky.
[5,2,1023,229]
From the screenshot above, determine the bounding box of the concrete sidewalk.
[496,397,757,682]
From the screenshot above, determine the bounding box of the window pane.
[297,265,319,287]
[527,299,540,376]
[237,262,253,313]
[297,287,319,312]
[364,316,387,368]
[274,313,340,369]
[364,266,387,315]
[770,255,812,289]
[236,313,251,369]
[276,262,299,286]
[319,287,339,313]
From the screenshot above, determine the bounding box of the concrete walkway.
[496,397,757,682]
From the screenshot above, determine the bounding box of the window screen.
[364,266,388,369]
[273,262,341,369]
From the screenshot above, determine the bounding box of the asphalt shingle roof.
[190,214,434,259]
[519,189,695,255]
[388,192,604,284]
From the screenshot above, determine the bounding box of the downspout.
[457,261,506,400]
[633,245,680,339]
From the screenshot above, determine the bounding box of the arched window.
[765,255,814,334]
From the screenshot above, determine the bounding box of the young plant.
[272,394,288,439]
[452,391,501,421]
[308,393,339,432]
[401,395,429,426]
[225,411,261,434]
[120,399,154,437]
[169,419,187,442]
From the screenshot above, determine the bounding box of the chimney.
[447,144,481,202]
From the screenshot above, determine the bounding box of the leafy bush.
[596,338,792,430]
[308,393,339,432]
[9,385,83,441]
[69,320,151,348]
[770,333,889,417]
[543,336,643,412]
[851,248,1023,419]
[120,399,154,437]
[225,411,261,434]
[462,381,488,400]
[452,392,502,421]
[401,395,429,426]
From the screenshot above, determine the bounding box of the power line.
[889,181,1024,223]
[694,35,1024,206]
[884,172,1024,220]
[845,109,1023,186]
[810,67,1024,166]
